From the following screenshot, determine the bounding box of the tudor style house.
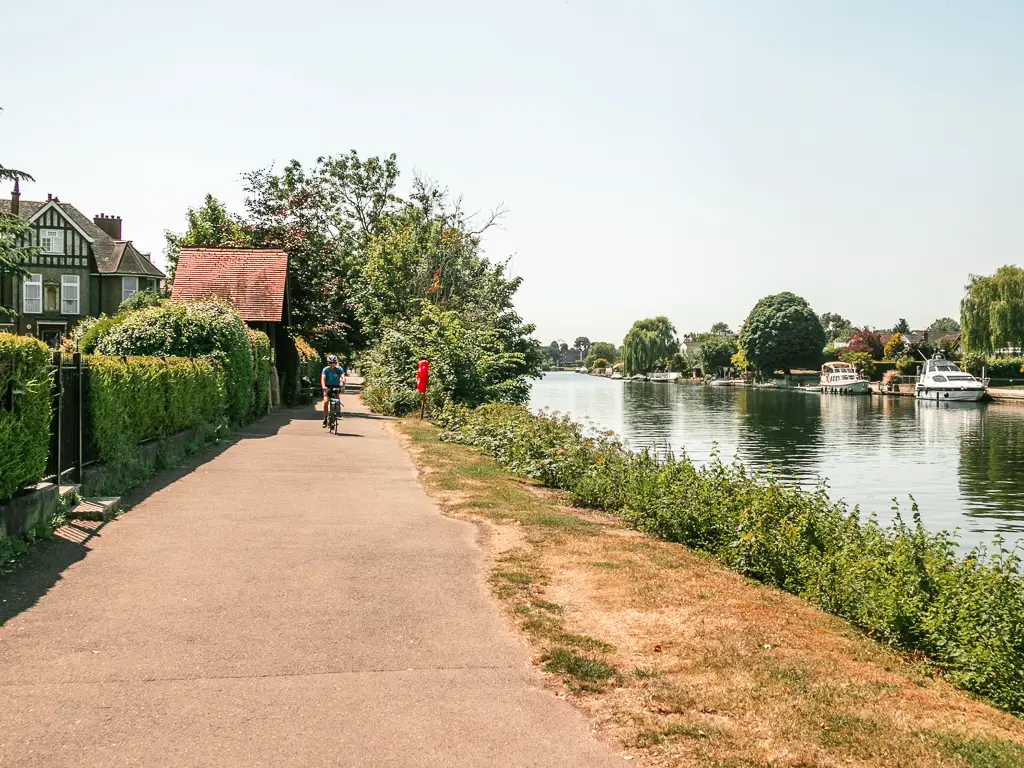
[0,183,166,346]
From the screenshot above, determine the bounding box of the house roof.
[0,199,165,277]
[170,248,288,322]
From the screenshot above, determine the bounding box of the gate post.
[74,352,83,483]
[52,351,62,486]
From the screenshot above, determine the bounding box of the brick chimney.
[93,213,122,240]
[10,179,19,215]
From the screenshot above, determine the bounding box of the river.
[529,372,1024,551]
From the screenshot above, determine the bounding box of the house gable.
[21,200,94,271]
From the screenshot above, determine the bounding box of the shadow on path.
[0,408,305,628]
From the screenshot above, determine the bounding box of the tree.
[622,316,678,375]
[961,268,1024,354]
[163,195,253,282]
[0,128,38,318]
[710,322,732,337]
[884,332,906,361]
[574,336,591,358]
[731,346,753,373]
[701,334,738,375]
[590,357,610,371]
[739,293,825,375]
[819,312,853,344]
[893,318,911,334]
[548,341,561,365]
[584,341,618,368]
[929,316,962,336]
[846,328,885,359]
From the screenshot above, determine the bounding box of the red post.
[416,360,429,418]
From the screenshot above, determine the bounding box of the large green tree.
[584,341,618,367]
[573,336,591,358]
[740,293,825,375]
[961,267,1024,353]
[163,194,253,282]
[893,318,911,334]
[700,334,738,374]
[929,316,962,336]
[622,316,677,374]
[709,322,733,337]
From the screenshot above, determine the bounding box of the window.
[933,375,948,383]
[23,274,42,314]
[61,274,80,315]
[40,229,64,254]
[121,276,139,303]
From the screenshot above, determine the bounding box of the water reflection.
[529,372,1024,549]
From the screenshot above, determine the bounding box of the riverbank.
[396,417,1024,766]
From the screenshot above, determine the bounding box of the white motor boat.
[649,371,681,383]
[609,371,623,380]
[576,367,588,374]
[819,362,870,394]
[629,374,648,382]
[915,356,987,402]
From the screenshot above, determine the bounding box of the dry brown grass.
[394,418,1024,768]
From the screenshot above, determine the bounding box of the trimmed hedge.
[440,403,1024,715]
[0,335,52,501]
[88,356,225,465]
[95,300,254,424]
[249,329,271,418]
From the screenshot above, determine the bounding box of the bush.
[439,404,1024,715]
[839,350,875,377]
[895,356,916,375]
[983,356,1024,379]
[95,299,254,424]
[248,329,271,418]
[883,332,905,361]
[117,290,165,314]
[0,334,52,501]
[590,358,610,371]
[847,329,885,359]
[73,314,129,354]
[87,356,226,465]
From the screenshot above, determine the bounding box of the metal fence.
[43,352,97,485]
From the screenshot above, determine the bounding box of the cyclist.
[321,354,347,428]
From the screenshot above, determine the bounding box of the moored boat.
[819,362,870,394]
[610,371,623,380]
[915,355,987,402]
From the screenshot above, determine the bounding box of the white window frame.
[61,274,80,315]
[23,273,42,314]
[121,276,139,304]
[40,229,64,255]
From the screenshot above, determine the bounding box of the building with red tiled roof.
[170,248,288,329]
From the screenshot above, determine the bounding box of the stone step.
[69,497,121,522]
[59,484,81,502]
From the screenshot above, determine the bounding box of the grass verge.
[395,417,1024,768]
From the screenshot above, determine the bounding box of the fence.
[44,352,97,485]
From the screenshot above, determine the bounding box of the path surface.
[0,398,619,767]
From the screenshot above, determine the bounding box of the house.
[169,247,289,344]
[0,183,165,346]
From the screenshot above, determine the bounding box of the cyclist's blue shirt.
[322,366,344,388]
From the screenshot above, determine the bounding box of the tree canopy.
[701,334,738,374]
[846,329,885,359]
[0,123,36,318]
[163,194,253,282]
[929,316,961,335]
[819,312,853,344]
[961,267,1024,353]
[622,316,678,375]
[584,341,618,368]
[574,336,591,356]
[893,318,911,334]
[709,322,733,337]
[739,293,825,374]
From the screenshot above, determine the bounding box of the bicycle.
[325,387,342,434]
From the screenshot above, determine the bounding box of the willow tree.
[622,316,677,374]
[961,266,1024,354]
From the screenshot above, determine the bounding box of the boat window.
[947,374,975,381]
[932,375,948,382]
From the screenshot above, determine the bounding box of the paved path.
[0,398,619,767]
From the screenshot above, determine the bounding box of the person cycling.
[321,354,347,428]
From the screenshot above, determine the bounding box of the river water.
[529,372,1024,551]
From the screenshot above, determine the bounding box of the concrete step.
[59,484,81,502]
[69,497,121,522]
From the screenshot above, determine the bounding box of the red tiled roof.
[171,248,287,322]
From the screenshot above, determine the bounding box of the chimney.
[93,212,122,240]
[10,179,19,216]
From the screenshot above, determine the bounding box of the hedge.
[0,335,52,501]
[249,329,271,418]
[440,403,1024,715]
[87,356,225,465]
[294,336,320,396]
[95,300,254,424]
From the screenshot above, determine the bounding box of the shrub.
[248,329,271,418]
[983,356,1024,379]
[883,332,905,361]
[847,329,885,359]
[117,290,165,314]
[440,404,1024,715]
[87,356,225,465]
[0,334,52,501]
[590,358,610,371]
[73,314,129,354]
[839,350,875,377]
[95,299,254,424]
[895,356,916,375]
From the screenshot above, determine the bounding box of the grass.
[394,417,1024,768]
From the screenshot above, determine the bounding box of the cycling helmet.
[326,354,338,364]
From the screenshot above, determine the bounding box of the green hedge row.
[0,335,52,501]
[249,329,271,419]
[88,356,225,465]
[439,403,1024,715]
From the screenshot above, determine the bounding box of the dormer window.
[40,229,64,254]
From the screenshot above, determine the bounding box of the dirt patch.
[396,418,1024,767]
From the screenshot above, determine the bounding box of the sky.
[3,0,1022,346]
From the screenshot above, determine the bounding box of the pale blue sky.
[3,1,1021,345]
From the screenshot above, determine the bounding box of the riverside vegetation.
[437,403,1024,717]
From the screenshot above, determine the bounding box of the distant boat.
[820,362,870,395]
[610,371,623,380]
[709,378,736,387]
[915,356,987,402]
[576,366,588,374]
[629,374,648,382]
[649,372,681,383]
